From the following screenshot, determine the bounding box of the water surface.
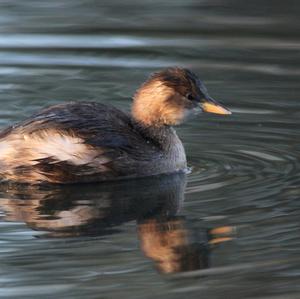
[0,1,300,298]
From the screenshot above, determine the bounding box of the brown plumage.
[0,67,231,184]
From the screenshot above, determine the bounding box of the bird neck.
[134,122,179,152]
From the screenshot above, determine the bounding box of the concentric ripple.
[184,116,300,200]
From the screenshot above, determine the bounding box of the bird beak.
[201,97,232,115]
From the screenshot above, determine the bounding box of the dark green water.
[0,1,300,298]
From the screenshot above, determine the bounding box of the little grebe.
[0,67,231,184]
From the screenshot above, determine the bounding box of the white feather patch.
[0,130,108,166]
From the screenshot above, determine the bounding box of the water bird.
[0,67,231,184]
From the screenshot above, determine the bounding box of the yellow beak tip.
[202,102,232,115]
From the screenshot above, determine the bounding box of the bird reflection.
[0,173,233,274]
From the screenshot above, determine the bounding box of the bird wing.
[0,102,159,183]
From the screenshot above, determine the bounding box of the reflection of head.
[138,217,210,274]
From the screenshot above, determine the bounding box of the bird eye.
[186,93,194,101]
